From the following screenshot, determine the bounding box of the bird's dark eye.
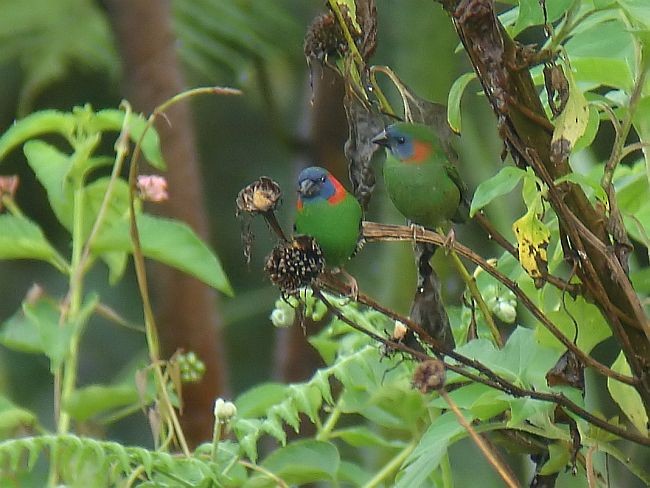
[320,176,326,182]
[396,136,406,145]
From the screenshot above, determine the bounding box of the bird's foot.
[409,223,426,243]
[332,267,359,302]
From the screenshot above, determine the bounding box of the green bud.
[494,301,517,323]
[270,306,295,328]
[214,398,237,423]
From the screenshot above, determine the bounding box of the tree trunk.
[106,0,229,447]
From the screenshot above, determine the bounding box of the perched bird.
[372,122,469,231]
[373,122,470,350]
[294,166,362,269]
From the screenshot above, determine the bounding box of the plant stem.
[316,401,342,441]
[448,248,503,347]
[211,421,222,463]
[440,389,518,488]
[361,440,416,488]
[58,184,85,432]
[125,86,238,456]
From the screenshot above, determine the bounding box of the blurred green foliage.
[0,0,649,486]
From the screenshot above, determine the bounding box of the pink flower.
[137,175,168,202]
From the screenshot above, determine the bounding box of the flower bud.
[213,398,237,423]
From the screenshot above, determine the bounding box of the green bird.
[373,122,470,350]
[372,122,469,231]
[294,166,362,269]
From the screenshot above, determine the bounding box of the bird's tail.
[405,242,455,352]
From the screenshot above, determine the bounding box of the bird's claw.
[409,223,426,243]
[442,228,456,254]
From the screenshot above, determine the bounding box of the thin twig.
[440,389,519,487]
[361,221,637,385]
[312,287,650,446]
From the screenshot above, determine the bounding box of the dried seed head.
[265,235,325,296]
[412,359,446,393]
[304,8,360,64]
[236,177,283,263]
[236,177,282,216]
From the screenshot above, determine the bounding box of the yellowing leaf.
[552,64,589,151]
[512,209,550,280]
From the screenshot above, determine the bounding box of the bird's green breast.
[383,156,460,229]
[294,194,362,268]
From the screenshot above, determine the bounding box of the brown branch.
[361,221,637,386]
[311,287,650,446]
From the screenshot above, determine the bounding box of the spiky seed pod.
[265,235,325,296]
[412,359,446,393]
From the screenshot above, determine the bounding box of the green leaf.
[552,66,589,152]
[555,172,607,203]
[0,0,118,114]
[235,383,288,418]
[23,140,74,229]
[23,297,75,372]
[572,57,634,92]
[81,177,131,282]
[512,0,573,36]
[617,0,650,28]
[458,327,563,390]
[91,214,232,295]
[0,214,62,268]
[632,96,650,181]
[0,110,76,162]
[337,461,372,486]
[335,426,406,449]
[249,440,339,487]
[93,110,166,170]
[447,72,476,133]
[63,384,139,422]
[537,292,611,354]
[0,395,37,437]
[607,352,648,435]
[470,166,527,217]
[396,411,469,488]
[430,383,509,420]
[539,442,571,475]
[0,302,42,353]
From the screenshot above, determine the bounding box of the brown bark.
[438,0,650,412]
[106,0,229,446]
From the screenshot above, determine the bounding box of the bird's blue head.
[372,123,435,164]
[297,166,345,208]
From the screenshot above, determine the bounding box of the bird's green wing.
[445,161,470,223]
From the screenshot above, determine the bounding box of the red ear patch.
[327,175,347,204]
[405,140,433,164]
[297,198,303,210]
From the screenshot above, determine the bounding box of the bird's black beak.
[371,129,389,147]
[298,178,317,197]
